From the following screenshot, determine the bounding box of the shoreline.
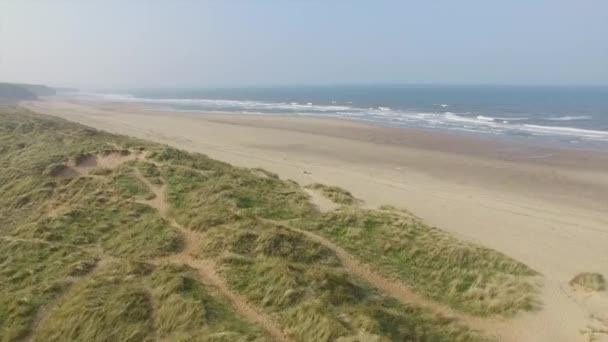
[183,109,608,153]
[43,96,608,164]
[23,98,608,341]
[63,87,608,152]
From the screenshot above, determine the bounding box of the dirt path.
[133,169,290,342]
[135,162,511,340]
[286,225,516,341]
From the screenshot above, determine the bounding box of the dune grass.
[112,165,157,200]
[295,206,540,316]
[11,176,181,259]
[32,261,264,342]
[570,273,606,292]
[0,107,264,341]
[0,238,97,341]
[202,221,484,341]
[154,149,314,231]
[0,106,540,340]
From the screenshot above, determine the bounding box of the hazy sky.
[1,0,607,88]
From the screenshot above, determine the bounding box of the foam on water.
[546,115,592,121]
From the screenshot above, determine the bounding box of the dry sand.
[24,99,608,342]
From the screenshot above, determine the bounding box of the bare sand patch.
[51,150,144,177]
[55,166,79,178]
[74,151,140,171]
[304,188,339,213]
[96,150,140,169]
[46,149,145,183]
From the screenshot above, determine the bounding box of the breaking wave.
[546,116,592,121]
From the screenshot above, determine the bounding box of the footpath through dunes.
[134,162,502,341]
[3,107,587,341]
[0,111,271,341]
[132,168,290,342]
[282,224,515,339]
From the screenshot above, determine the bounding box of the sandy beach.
[24,98,608,342]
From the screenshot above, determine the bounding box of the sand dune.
[24,99,608,342]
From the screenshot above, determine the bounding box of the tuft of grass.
[297,206,540,316]
[306,183,356,205]
[570,273,606,292]
[135,161,164,185]
[112,166,157,200]
[89,167,112,176]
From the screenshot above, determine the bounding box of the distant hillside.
[17,83,56,96]
[0,83,37,101]
[0,83,56,101]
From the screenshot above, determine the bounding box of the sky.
[1,0,607,88]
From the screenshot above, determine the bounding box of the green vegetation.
[0,238,96,341]
[202,220,339,266]
[306,183,356,205]
[0,106,540,341]
[32,261,264,342]
[112,166,157,200]
[570,273,606,292]
[0,107,262,341]
[295,207,540,316]
[152,149,313,231]
[203,221,484,341]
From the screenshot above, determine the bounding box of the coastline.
[23,98,608,341]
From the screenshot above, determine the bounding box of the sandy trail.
[285,225,516,340]
[25,99,608,342]
[133,169,290,342]
[138,161,506,339]
[136,162,506,339]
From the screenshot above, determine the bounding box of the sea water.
[74,84,608,150]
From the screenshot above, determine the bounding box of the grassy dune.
[203,220,482,341]
[0,106,540,341]
[0,107,262,341]
[296,207,540,316]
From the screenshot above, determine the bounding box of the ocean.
[75,84,608,150]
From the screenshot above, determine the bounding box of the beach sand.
[24,98,608,342]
